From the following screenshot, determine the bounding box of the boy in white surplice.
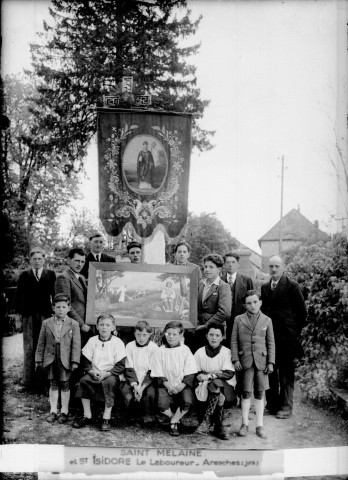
[119,321,158,425]
[151,321,197,436]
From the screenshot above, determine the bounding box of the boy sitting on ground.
[119,321,158,425]
[151,321,197,436]
[72,313,126,431]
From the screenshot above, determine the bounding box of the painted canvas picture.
[86,263,199,330]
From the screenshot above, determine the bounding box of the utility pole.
[279,155,284,254]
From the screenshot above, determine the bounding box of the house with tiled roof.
[258,208,330,271]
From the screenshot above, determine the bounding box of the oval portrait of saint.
[122,134,168,195]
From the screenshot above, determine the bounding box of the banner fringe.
[112,222,188,247]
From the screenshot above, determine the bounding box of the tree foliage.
[284,235,348,404]
[178,212,239,265]
[2,75,81,255]
[61,206,104,248]
[28,0,213,170]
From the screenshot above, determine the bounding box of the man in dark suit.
[261,255,307,419]
[221,252,254,344]
[14,247,56,390]
[55,248,90,344]
[80,232,115,280]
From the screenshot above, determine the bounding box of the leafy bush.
[284,235,348,404]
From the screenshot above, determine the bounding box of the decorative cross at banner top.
[103,76,152,108]
[122,76,134,93]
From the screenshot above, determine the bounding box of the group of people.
[14,233,307,440]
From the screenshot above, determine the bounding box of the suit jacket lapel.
[240,313,253,331]
[40,268,49,282]
[265,281,272,297]
[79,275,87,293]
[253,312,266,332]
[272,275,286,297]
[203,283,218,302]
[60,317,72,338]
[198,282,204,304]
[68,269,84,293]
[47,317,56,336]
[29,268,38,283]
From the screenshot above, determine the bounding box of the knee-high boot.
[196,394,219,435]
[213,405,229,440]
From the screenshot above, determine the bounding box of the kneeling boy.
[151,321,197,436]
[73,313,126,431]
[231,290,275,439]
[119,321,158,425]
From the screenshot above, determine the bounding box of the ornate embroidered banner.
[97,108,192,242]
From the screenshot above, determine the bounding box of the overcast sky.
[2,0,347,252]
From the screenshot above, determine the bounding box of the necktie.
[96,254,100,262]
[271,281,277,291]
[35,269,40,281]
[229,276,234,303]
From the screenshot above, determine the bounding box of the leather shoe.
[100,419,111,432]
[58,413,68,424]
[142,415,156,426]
[264,408,277,416]
[256,426,267,439]
[46,412,58,423]
[195,419,210,435]
[276,409,292,419]
[170,422,180,436]
[72,416,92,429]
[213,425,229,440]
[238,424,248,437]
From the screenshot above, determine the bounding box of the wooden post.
[142,229,166,265]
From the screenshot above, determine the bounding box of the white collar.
[202,276,221,287]
[32,267,43,276]
[227,272,237,282]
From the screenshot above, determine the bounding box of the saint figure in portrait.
[137,140,155,189]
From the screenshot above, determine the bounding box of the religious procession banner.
[97,108,192,242]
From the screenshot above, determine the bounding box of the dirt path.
[2,333,348,452]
